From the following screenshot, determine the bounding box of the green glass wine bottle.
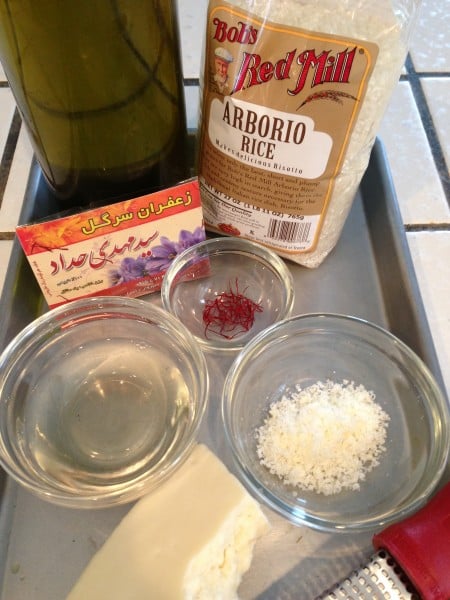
[0,0,189,207]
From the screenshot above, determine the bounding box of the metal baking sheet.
[0,139,448,599]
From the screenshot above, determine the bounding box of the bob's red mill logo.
[211,17,357,96]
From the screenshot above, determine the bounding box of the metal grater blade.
[315,549,421,600]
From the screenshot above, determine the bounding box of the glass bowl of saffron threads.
[161,237,294,353]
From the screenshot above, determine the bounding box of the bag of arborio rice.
[197,0,421,267]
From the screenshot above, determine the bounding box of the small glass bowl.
[161,237,294,353]
[0,297,208,509]
[222,313,450,532]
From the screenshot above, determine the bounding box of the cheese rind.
[67,444,269,599]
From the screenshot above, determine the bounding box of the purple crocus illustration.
[109,256,150,285]
[178,227,206,251]
[146,236,182,273]
[109,227,205,285]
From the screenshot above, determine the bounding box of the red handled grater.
[316,482,450,600]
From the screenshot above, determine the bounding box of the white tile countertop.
[0,0,449,408]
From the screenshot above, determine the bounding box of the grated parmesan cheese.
[255,380,389,496]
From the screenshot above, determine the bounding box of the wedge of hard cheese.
[67,443,269,599]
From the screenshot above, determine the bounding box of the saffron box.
[16,178,206,308]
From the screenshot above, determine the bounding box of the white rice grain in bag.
[198,0,421,267]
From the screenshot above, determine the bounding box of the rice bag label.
[198,0,378,254]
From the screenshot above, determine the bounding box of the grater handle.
[373,482,450,600]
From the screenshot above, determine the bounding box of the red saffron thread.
[202,278,263,340]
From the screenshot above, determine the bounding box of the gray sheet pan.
[0,139,448,599]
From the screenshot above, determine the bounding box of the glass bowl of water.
[0,296,208,508]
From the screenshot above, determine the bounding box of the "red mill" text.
[232,47,357,95]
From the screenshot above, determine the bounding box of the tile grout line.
[184,78,200,86]
[406,223,450,232]
[404,55,450,205]
[401,71,450,79]
[0,107,22,210]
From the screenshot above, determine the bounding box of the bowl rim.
[0,296,209,509]
[161,236,295,353]
[221,312,450,532]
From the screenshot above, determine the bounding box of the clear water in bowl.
[18,338,190,491]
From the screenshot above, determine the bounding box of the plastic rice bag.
[198,0,421,267]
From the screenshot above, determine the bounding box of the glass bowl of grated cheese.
[221,313,450,532]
